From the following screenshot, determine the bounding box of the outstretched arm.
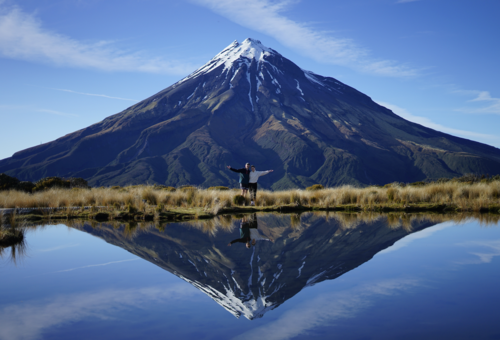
[257,170,274,177]
[227,166,244,173]
[228,238,246,245]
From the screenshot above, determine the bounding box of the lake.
[1,212,500,340]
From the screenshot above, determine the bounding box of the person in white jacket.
[249,165,273,206]
[249,213,273,245]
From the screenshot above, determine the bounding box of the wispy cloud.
[377,101,498,141]
[193,0,419,77]
[0,285,198,340]
[54,259,139,273]
[37,243,79,252]
[0,4,195,74]
[0,105,78,117]
[36,109,78,117]
[455,90,500,115]
[53,88,138,102]
[456,239,500,264]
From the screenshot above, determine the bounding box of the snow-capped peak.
[210,38,278,70]
[176,38,279,85]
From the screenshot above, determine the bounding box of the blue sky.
[1,0,499,160]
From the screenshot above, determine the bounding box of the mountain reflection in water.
[66,212,499,320]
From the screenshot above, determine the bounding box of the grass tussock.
[0,180,499,214]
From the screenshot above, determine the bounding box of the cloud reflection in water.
[234,278,421,340]
[0,285,197,340]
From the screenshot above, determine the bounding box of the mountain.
[70,213,438,320]
[2,38,500,188]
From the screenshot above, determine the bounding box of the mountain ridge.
[1,38,500,188]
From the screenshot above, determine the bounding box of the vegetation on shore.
[0,174,499,223]
[0,210,26,265]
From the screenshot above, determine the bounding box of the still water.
[1,213,500,340]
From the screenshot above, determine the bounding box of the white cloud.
[0,4,195,74]
[193,0,419,77]
[450,89,500,115]
[376,101,498,141]
[456,239,500,264]
[53,88,138,102]
[466,91,500,115]
[0,285,198,340]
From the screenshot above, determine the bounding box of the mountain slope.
[1,38,500,188]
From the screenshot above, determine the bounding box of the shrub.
[208,186,229,191]
[154,185,176,191]
[233,195,245,205]
[31,176,89,192]
[180,186,197,192]
[306,184,324,191]
[69,178,89,188]
[32,177,70,192]
[409,181,426,187]
[0,174,34,192]
[17,181,35,193]
[111,186,121,190]
[0,173,20,191]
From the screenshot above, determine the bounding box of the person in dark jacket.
[227,163,251,196]
[227,216,252,248]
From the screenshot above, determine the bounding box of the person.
[227,163,251,196]
[227,216,252,248]
[248,213,273,245]
[248,165,273,206]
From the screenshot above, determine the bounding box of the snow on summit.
[171,37,346,104]
[177,38,279,84]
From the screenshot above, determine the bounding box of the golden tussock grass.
[0,181,499,213]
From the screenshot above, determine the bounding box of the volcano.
[1,38,500,188]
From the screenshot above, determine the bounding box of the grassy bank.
[1,179,499,222]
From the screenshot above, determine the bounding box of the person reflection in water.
[249,213,273,245]
[228,214,273,248]
[228,216,252,248]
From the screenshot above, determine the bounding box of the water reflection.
[228,214,273,248]
[61,212,500,320]
[0,236,27,266]
[0,217,27,265]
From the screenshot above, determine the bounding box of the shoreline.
[2,202,500,224]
